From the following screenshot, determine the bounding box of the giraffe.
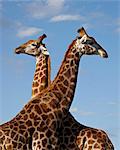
[15,34,51,98]
[15,28,113,149]
[16,31,114,150]
[0,28,114,149]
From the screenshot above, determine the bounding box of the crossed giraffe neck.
[0,28,114,149]
[32,54,51,97]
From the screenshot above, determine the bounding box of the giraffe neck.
[32,54,51,97]
[50,39,82,111]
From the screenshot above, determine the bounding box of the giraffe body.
[0,29,114,149]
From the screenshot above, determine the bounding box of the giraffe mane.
[55,39,77,77]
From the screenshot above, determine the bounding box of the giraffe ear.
[77,27,87,37]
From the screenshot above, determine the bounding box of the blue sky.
[0,0,120,149]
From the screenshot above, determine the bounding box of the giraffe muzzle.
[15,48,25,54]
[98,49,108,58]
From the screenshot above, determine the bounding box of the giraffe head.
[75,27,108,58]
[15,34,49,56]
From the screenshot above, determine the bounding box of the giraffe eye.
[87,40,94,45]
[32,43,37,46]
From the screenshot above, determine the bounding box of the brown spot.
[34,89,38,94]
[19,124,26,130]
[38,62,42,67]
[58,83,67,94]
[32,99,39,103]
[46,129,52,138]
[91,129,97,134]
[19,129,25,135]
[39,72,43,76]
[14,122,18,127]
[12,141,17,148]
[41,126,48,132]
[19,136,25,143]
[46,118,51,125]
[48,113,54,120]
[63,79,69,86]
[88,146,92,150]
[62,99,68,106]
[23,114,28,120]
[93,134,97,139]
[41,65,46,70]
[34,76,38,80]
[64,69,71,78]
[88,139,95,144]
[34,132,38,140]
[49,99,59,109]
[11,131,16,138]
[50,121,57,129]
[70,60,74,66]
[36,68,40,72]
[42,114,47,120]
[41,103,50,113]
[18,143,22,149]
[37,145,41,149]
[87,131,91,138]
[35,105,42,115]
[41,76,46,83]
[42,138,47,147]
[59,76,64,81]
[37,141,40,144]
[43,69,47,74]
[97,132,102,138]
[40,134,44,139]
[33,82,39,87]
[21,110,25,114]
[30,112,35,119]
[53,91,62,99]
[14,134,18,141]
[26,120,32,127]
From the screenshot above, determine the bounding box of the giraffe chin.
[42,50,49,56]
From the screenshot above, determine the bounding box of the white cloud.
[50,14,84,22]
[26,0,65,19]
[79,111,94,116]
[16,25,42,38]
[70,107,78,113]
[108,102,117,105]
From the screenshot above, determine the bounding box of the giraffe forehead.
[23,40,37,46]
